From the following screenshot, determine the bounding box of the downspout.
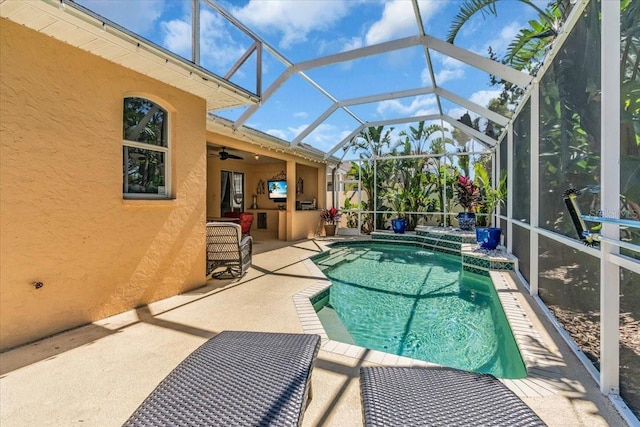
[331,165,339,208]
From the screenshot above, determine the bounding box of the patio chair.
[360,366,547,427]
[123,331,321,427]
[206,221,252,278]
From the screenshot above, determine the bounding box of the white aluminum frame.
[498,2,639,422]
[529,81,540,296]
[599,0,621,398]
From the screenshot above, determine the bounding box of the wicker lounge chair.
[206,221,252,278]
[123,331,321,427]
[360,366,547,427]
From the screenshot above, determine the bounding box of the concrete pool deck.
[0,237,628,426]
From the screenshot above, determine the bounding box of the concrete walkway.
[0,238,627,426]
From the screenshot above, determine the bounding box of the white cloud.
[294,111,309,119]
[78,0,164,35]
[447,89,501,121]
[341,37,363,52]
[377,100,409,116]
[424,53,467,86]
[414,107,440,117]
[288,124,308,138]
[301,124,352,153]
[447,107,472,121]
[484,21,521,56]
[469,90,502,108]
[161,19,191,57]
[376,95,437,117]
[459,17,482,40]
[420,67,432,86]
[265,128,288,140]
[365,0,442,45]
[433,68,465,85]
[232,0,353,49]
[442,56,465,69]
[161,9,250,72]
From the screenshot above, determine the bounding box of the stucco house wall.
[0,20,207,350]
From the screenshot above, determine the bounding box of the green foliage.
[342,197,360,228]
[449,2,572,108]
[447,0,560,46]
[345,126,395,233]
[474,163,507,227]
[454,174,480,213]
[388,121,447,230]
[387,191,407,219]
[343,121,454,231]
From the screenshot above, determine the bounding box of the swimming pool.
[311,242,526,379]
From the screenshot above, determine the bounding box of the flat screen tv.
[267,180,287,201]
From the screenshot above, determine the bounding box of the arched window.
[122,97,169,197]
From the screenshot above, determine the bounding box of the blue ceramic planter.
[391,218,407,234]
[476,227,502,250]
[457,212,476,231]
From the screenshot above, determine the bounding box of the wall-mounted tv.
[267,179,287,201]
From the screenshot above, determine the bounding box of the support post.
[507,123,513,254]
[530,82,539,296]
[599,0,620,396]
[192,0,200,65]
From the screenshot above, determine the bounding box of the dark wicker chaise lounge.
[360,366,547,427]
[123,331,321,427]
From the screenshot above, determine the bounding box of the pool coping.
[294,248,567,399]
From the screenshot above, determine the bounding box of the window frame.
[122,97,171,199]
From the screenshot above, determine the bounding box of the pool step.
[370,228,516,275]
[316,305,356,345]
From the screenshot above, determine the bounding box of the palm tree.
[448,1,573,107]
[344,126,395,233]
[451,112,480,178]
[390,122,448,230]
[447,1,570,54]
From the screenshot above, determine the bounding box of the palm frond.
[446,0,498,44]
[447,0,560,44]
[503,29,548,71]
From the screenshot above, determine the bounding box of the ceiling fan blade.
[208,147,244,160]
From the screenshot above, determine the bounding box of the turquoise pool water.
[311,242,526,379]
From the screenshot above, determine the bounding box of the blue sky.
[76,0,545,156]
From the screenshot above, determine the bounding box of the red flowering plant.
[320,207,342,225]
[455,174,480,213]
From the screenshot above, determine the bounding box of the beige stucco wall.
[0,21,207,350]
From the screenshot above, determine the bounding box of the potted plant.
[388,192,408,234]
[454,173,480,230]
[320,207,342,237]
[474,164,507,249]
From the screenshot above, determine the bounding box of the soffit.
[206,117,329,165]
[0,0,258,111]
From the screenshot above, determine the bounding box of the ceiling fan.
[209,147,243,160]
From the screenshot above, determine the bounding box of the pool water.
[311,242,526,379]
